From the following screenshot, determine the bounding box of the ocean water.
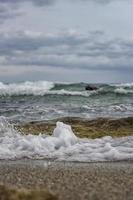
[0,81,133,123]
[0,81,133,162]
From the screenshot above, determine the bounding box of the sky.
[0,0,133,83]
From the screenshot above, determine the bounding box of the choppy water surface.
[0,81,133,123]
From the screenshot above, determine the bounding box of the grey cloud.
[0,31,87,55]
[0,0,124,5]
[0,0,55,22]
[0,0,55,6]
[0,4,22,23]
[70,0,131,5]
[0,30,133,71]
[0,0,130,23]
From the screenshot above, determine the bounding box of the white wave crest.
[0,117,133,162]
[0,81,54,96]
[0,81,98,96]
[115,88,133,94]
[115,82,133,88]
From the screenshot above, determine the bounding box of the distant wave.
[114,88,133,94]
[0,81,54,96]
[0,81,97,97]
[0,81,133,96]
[114,82,133,88]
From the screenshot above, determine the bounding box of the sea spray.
[0,117,133,162]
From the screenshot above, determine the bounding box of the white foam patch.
[0,81,54,96]
[0,117,133,162]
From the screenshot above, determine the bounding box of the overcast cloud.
[0,30,133,70]
[0,0,133,82]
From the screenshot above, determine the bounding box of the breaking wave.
[0,81,97,96]
[0,116,133,162]
[0,81,133,97]
[115,82,133,88]
[114,88,133,94]
[0,81,54,96]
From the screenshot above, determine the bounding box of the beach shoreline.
[0,160,133,200]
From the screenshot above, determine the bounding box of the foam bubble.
[0,117,133,162]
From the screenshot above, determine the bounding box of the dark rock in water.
[85,85,98,91]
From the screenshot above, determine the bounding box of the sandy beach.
[0,160,133,200]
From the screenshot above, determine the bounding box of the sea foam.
[0,117,133,162]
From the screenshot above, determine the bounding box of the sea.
[0,80,133,162]
[0,81,133,123]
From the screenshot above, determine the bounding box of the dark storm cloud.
[0,30,133,71]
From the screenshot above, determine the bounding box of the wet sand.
[0,160,133,200]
